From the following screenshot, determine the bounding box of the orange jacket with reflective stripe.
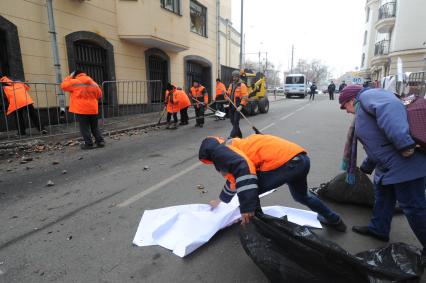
[61,73,102,115]
[215,82,227,100]
[1,76,34,115]
[190,85,208,105]
[228,134,306,172]
[227,82,248,107]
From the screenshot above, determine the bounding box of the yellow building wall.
[0,0,223,106]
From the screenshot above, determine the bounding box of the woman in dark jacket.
[339,85,426,251]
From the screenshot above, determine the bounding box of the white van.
[284,74,307,98]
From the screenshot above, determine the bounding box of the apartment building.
[0,0,240,109]
[359,0,426,81]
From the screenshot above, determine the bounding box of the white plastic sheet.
[133,192,322,257]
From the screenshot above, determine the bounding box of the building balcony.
[375,2,396,33]
[371,40,390,66]
[116,0,189,52]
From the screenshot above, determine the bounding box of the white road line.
[117,162,202,207]
[260,122,275,131]
[280,112,295,120]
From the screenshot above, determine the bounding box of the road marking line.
[280,112,295,120]
[261,122,275,131]
[117,162,202,207]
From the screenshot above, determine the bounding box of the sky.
[231,0,366,78]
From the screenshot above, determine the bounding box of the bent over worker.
[190,80,208,128]
[164,84,180,129]
[199,134,346,231]
[214,78,227,120]
[227,70,248,138]
[61,70,104,150]
[1,75,46,136]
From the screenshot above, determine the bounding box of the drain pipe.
[46,0,65,114]
[216,0,221,79]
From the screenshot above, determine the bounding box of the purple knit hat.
[339,85,363,109]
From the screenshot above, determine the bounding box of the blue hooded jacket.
[355,88,426,185]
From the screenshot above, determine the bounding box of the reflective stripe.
[222,188,235,196]
[237,184,258,193]
[236,174,257,183]
[224,183,234,194]
[71,84,98,87]
[225,139,233,145]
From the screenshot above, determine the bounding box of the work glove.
[237,105,243,112]
[401,147,415,158]
[359,165,373,175]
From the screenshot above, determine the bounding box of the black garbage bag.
[310,168,375,207]
[240,213,424,283]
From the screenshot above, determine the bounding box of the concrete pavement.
[0,95,424,282]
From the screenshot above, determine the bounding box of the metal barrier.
[100,80,163,127]
[407,72,426,97]
[0,80,164,143]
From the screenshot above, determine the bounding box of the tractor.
[240,69,269,116]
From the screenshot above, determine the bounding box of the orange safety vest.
[164,89,180,113]
[60,73,102,115]
[1,76,34,115]
[176,89,191,110]
[229,134,306,172]
[227,82,248,106]
[215,82,227,100]
[190,85,208,105]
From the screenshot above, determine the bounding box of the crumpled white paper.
[133,191,322,257]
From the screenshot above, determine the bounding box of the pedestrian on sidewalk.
[309,82,317,101]
[227,70,248,138]
[61,70,105,150]
[328,81,336,100]
[164,83,180,129]
[199,134,347,231]
[339,84,426,250]
[1,75,46,136]
[214,78,227,120]
[190,80,208,128]
[338,81,347,93]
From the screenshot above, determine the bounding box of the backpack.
[403,95,426,152]
[360,94,426,153]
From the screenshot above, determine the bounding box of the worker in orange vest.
[177,87,191,125]
[0,74,46,136]
[227,70,248,138]
[190,80,208,128]
[199,134,346,231]
[214,78,227,121]
[61,70,104,150]
[164,84,180,129]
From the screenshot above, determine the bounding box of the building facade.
[360,0,426,80]
[0,0,240,109]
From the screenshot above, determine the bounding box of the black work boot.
[318,215,347,232]
[352,226,389,242]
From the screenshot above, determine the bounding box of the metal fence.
[374,40,390,56]
[378,2,396,21]
[0,80,163,143]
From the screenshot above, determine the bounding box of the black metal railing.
[374,40,390,56]
[378,2,396,21]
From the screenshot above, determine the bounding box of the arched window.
[145,48,170,103]
[184,55,212,100]
[66,31,116,104]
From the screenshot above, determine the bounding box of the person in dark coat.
[338,81,347,93]
[339,85,426,251]
[327,81,336,100]
[309,82,317,101]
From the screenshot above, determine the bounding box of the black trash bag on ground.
[240,213,424,283]
[310,168,375,207]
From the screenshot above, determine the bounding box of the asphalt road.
[0,94,424,283]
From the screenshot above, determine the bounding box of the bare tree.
[293,59,330,83]
[243,59,282,87]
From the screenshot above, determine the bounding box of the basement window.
[161,0,181,15]
[190,0,207,37]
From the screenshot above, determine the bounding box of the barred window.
[161,0,181,15]
[190,0,207,37]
